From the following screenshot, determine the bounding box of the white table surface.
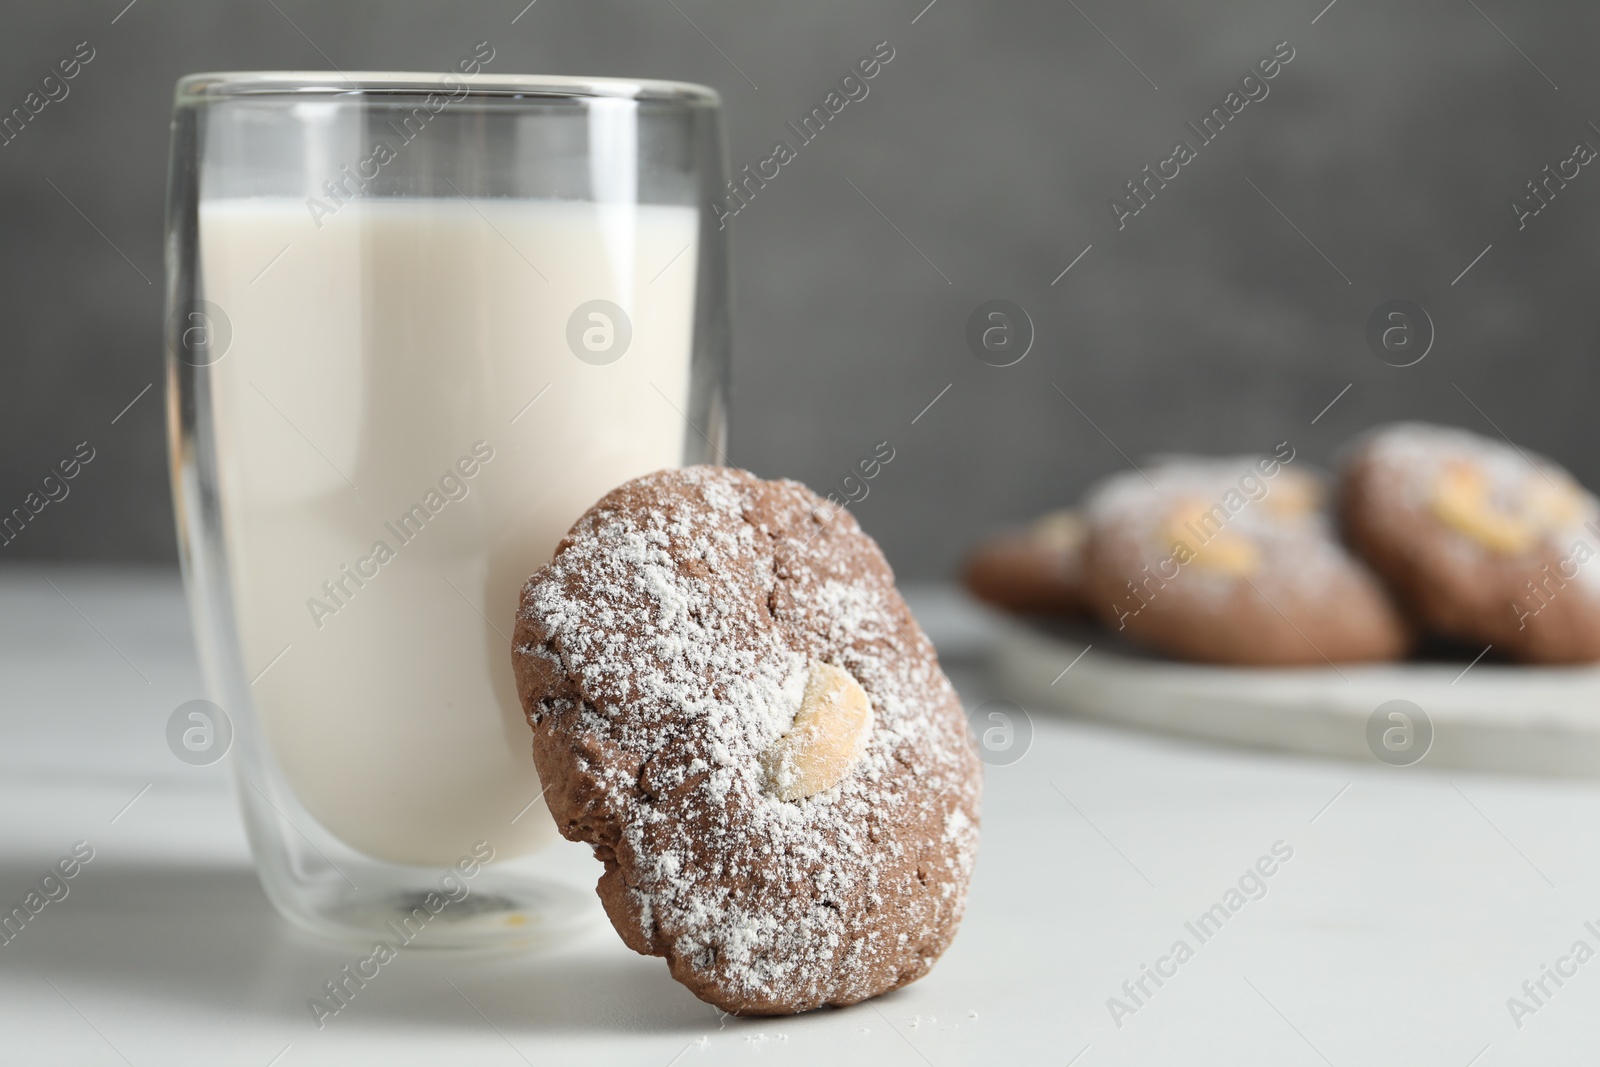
[4,566,1599,1066]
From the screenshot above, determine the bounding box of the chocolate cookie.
[1340,423,1600,663]
[962,509,1087,616]
[1082,453,1409,665]
[511,466,982,1015]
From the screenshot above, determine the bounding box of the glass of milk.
[164,71,729,948]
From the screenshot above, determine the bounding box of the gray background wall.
[3,0,1597,579]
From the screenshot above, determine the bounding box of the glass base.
[236,773,596,951]
[272,869,594,950]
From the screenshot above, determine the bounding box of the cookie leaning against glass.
[510,466,982,1015]
[1081,454,1410,665]
[1340,422,1600,663]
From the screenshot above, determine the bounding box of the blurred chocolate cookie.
[962,509,1087,615]
[1082,452,1408,666]
[1341,423,1600,663]
[511,466,982,1015]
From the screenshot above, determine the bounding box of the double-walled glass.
[165,72,729,947]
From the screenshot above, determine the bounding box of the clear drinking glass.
[164,71,729,947]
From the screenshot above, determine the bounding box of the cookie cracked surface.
[511,466,982,1015]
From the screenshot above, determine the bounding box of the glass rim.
[174,71,721,106]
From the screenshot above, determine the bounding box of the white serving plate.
[991,614,1600,776]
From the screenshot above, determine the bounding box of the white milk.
[199,197,698,865]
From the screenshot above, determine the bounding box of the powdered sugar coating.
[1084,456,1346,603]
[1347,422,1600,589]
[1341,423,1600,662]
[1081,454,1409,664]
[512,466,981,1014]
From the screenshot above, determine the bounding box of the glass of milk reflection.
[165,71,729,947]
